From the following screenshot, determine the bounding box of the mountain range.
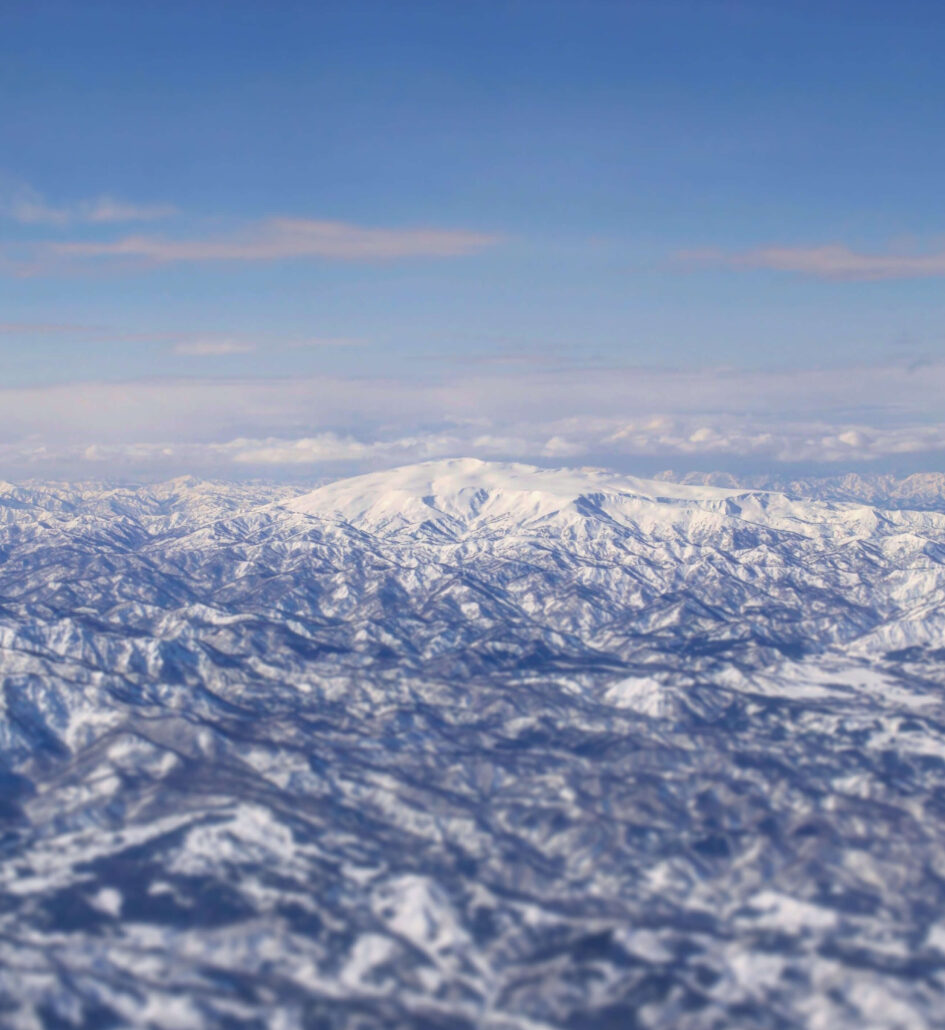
[1,458,944,1029]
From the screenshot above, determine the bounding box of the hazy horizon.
[3,0,945,479]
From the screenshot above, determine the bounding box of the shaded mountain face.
[2,458,945,1029]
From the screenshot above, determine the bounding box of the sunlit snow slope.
[1,459,945,1029]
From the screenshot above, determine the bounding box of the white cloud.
[0,183,499,274]
[0,360,944,475]
[0,182,495,272]
[0,321,102,335]
[78,197,178,224]
[228,433,460,465]
[45,217,500,266]
[2,184,176,226]
[0,322,365,355]
[680,244,945,281]
[172,339,256,356]
[7,417,945,476]
[286,336,365,349]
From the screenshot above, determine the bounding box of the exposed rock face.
[2,459,945,1028]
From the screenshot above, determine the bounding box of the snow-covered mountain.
[659,468,945,511]
[2,459,945,1028]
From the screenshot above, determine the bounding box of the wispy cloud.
[681,244,945,281]
[170,332,362,353]
[0,321,367,352]
[45,217,501,266]
[172,338,256,357]
[2,184,176,226]
[286,336,365,349]
[0,321,104,335]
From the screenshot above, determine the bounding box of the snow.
[3,462,945,1028]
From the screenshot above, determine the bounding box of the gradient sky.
[2,0,945,477]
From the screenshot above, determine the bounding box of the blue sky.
[2,0,945,477]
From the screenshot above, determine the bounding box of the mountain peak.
[282,457,746,531]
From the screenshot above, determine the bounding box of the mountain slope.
[1,461,945,1028]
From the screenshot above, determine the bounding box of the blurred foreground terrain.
[2,459,945,1029]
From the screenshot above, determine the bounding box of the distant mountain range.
[2,459,944,1029]
[657,468,945,510]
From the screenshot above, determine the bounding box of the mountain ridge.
[1,463,945,1028]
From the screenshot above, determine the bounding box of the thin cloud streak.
[164,331,364,353]
[47,217,501,266]
[2,185,176,225]
[286,336,366,349]
[0,322,367,351]
[172,339,256,357]
[680,244,945,281]
[0,321,105,335]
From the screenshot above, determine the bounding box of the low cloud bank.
[1,359,944,478]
